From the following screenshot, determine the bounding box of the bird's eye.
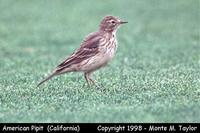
[111,21,115,24]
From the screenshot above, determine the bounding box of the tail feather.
[37,73,56,87]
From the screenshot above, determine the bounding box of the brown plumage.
[37,15,127,87]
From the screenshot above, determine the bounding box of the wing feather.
[55,32,102,72]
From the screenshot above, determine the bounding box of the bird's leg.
[84,72,91,87]
[87,72,101,89]
[84,72,101,89]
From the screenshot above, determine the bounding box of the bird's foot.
[89,79,106,91]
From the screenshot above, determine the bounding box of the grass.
[0,0,200,122]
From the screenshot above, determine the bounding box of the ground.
[0,0,199,122]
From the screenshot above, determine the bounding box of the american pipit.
[38,15,127,87]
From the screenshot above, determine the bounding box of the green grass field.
[0,0,199,122]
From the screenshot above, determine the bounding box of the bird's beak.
[120,21,128,24]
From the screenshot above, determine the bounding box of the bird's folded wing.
[55,32,102,71]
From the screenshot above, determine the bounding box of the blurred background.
[0,0,199,122]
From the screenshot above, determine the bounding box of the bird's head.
[99,15,127,33]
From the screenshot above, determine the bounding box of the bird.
[37,15,127,88]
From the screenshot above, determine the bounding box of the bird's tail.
[37,72,56,87]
